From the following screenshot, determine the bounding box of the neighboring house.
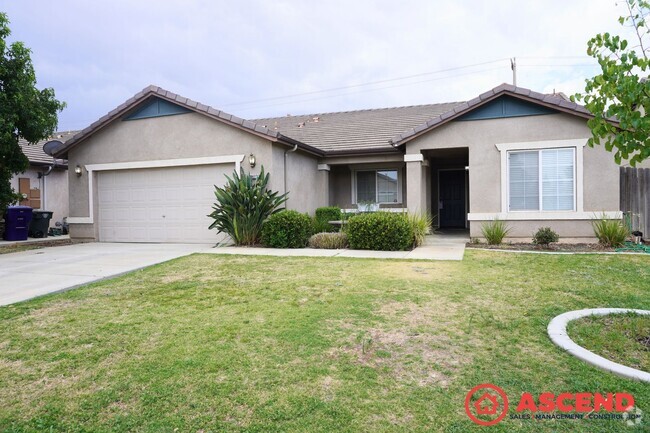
[8,132,77,229]
[50,83,649,244]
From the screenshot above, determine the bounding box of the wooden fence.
[620,167,650,235]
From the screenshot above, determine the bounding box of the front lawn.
[0,251,648,432]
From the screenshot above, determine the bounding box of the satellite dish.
[43,140,64,156]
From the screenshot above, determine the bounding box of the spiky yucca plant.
[208,166,287,245]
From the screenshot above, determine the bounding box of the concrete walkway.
[0,242,212,306]
[206,231,468,261]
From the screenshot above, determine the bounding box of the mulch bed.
[466,243,616,253]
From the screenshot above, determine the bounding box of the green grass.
[0,251,649,432]
[0,244,41,255]
[568,312,650,372]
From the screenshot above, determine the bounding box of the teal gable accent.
[457,95,558,121]
[124,97,191,120]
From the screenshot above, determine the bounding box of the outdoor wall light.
[249,153,256,168]
[75,165,83,177]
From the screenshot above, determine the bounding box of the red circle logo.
[464,383,509,426]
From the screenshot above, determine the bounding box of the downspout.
[283,144,298,196]
[38,165,54,210]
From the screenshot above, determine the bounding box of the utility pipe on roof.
[284,144,298,196]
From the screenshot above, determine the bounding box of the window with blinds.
[508,148,575,211]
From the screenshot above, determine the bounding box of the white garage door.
[97,164,232,243]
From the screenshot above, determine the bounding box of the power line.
[222,58,511,108]
[236,66,508,113]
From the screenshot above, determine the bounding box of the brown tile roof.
[54,83,601,158]
[19,131,78,166]
[53,85,324,158]
[253,102,462,154]
[389,83,599,146]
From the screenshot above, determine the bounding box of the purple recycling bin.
[4,206,33,241]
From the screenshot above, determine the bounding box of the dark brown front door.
[439,170,465,228]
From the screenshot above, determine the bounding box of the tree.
[573,0,650,165]
[0,12,65,211]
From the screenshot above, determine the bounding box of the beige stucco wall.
[67,112,321,241]
[276,145,328,213]
[406,113,624,239]
[9,167,69,229]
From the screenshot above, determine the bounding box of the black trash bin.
[4,206,33,241]
[29,210,54,238]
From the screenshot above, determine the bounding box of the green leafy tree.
[573,0,650,165]
[0,12,65,210]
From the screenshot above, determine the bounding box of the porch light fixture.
[248,153,256,168]
[75,165,83,177]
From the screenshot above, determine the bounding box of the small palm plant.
[208,166,287,245]
[481,219,510,245]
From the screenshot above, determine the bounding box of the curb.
[548,308,650,383]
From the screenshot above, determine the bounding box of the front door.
[438,170,466,228]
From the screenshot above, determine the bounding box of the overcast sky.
[2,0,634,132]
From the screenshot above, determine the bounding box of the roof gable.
[456,95,557,121]
[390,83,601,147]
[124,97,191,120]
[53,85,324,158]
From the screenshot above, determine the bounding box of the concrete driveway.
[0,243,213,306]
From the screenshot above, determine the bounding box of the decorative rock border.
[548,308,650,383]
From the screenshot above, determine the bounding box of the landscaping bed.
[0,250,648,432]
[0,237,72,255]
[466,242,616,252]
[568,312,650,373]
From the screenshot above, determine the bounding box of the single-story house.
[7,132,77,230]
[49,83,649,244]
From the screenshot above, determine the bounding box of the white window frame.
[352,168,402,204]
[498,139,585,217]
[507,147,576,212]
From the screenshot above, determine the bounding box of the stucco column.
[317,164,330,207]
[405,154,424,213]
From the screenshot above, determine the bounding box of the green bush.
[532,227,559,247]
[313,206,342,233]
[592,214,629,247]
[209,167,286,245]
[481,219,510,245]
[308,232,348,249]
[347,212,413,251]
[407,212,433,248]
[261,210,313,248]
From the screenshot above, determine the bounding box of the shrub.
[592,214,629,247]
[407,212,433,248]
[261,210,312,248]
[346,212,413,251]
[533,227,559,247]
[209,167,286,246]
[308,232,348,249]
[313,206,342,233]
[481,219,510,245]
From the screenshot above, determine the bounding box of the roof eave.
[322,147,402,157]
